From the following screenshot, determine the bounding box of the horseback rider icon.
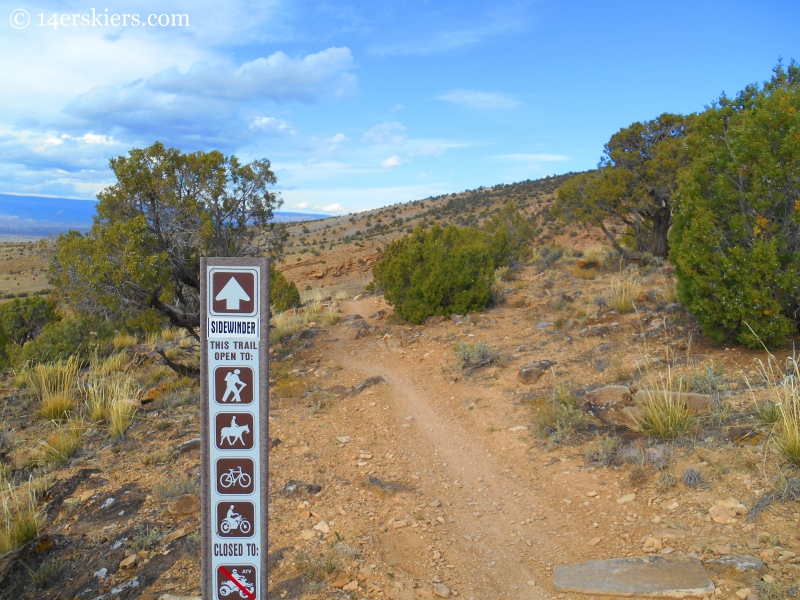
[222,369,247,402]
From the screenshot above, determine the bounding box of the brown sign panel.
[216,458,255,495]
[214,366,254,404]
[215,413,254,450]
[216,501,255,538]
[212,271,256,315]
[217,564,257,599]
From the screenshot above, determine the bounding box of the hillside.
[1,174,799,600]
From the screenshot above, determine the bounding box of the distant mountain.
[0,194,330,237]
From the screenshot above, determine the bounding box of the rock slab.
[553,555,714,598]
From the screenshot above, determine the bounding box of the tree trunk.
[598,222,643,263]
[649,208,671,258]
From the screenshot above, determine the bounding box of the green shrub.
[270,263,300,313]
[0,297,59,346]
[20,316,109,365]
[483,200,538,265]
[371,224,494,324]
[670,61,800,348]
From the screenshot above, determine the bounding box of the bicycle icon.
[220,466,252,489]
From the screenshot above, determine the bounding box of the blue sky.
[1,0,798,214]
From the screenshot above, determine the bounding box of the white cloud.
[250,117,296,135]
[147,47,356,102]
[436,89,519,109]
[77,133,116,145]
[363,122,407,145]
[318,203,346,213]
[381,155,406,168]
[390,104,404,112]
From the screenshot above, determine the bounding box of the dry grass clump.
[112,332,137,350]
[109,397,138,437]
[0,485,38,555]
[82,380,112,423]
[154,473,199,501]
[569,266,597,280]
[584,437,620,466]
[37,422,83,467]
[272,377,306,399]
[271,301,326,341]
[30,356,81,421]
[91,350,127,378]
[635,367,695,440]
[751,354,800,466]
[637,390,695,440]
[161,327,180,343]
[321,309,341,326]
[454,341,497,370]
[609,275,637,314]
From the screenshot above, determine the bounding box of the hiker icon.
[214,367,254,404]
[223,369,247,402]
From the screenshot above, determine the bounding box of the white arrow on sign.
[215,276,251,310]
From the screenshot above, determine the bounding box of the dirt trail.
[321,298,572,599]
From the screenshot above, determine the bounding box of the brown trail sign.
[201,258,269,600]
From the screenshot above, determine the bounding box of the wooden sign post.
[201,258,270,600]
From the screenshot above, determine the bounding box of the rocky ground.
[1,258,800,600]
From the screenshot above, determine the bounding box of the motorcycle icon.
[219,569,255,598]
[221,514,252,534]
[220,466,252,489]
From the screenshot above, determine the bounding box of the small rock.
[587,537,601,547]
[735,588,751,600]
[342,580,359,592]
[392,520,408,529]
[616,493,636,504]
[508,426,530,432]
[119,554,138,568]
[517,360,556,384]
[582,386,637,429]
[280,480,322,497]
[167,494,200,515]
[336,436,353,444]
[160,527,188,546]
[586,491,597,497]
[313,520,330,534]
[709,498,747,524]
[93,568,108,579]
[642,536,663,553]
[364,476,412,495]
[434,582,451,598]
[138,550,150,559]
[704,555,765,581]
[527,580,536,587]
[176,437,200,453]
